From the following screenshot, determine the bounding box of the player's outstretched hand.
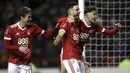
[115,23,121,29]
[19,46,30,54]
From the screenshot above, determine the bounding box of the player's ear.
[86,13,89,19]
[21,16,24,20]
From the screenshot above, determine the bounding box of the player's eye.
[28,16,31,19]
[76,8,79,11]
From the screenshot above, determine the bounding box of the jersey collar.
[17,22,26,30]
[82,19,91,28]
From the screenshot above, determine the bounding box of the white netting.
[84,0,130,68]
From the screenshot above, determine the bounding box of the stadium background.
[0,0,130,73]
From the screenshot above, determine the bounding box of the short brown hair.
[84,6,97,14]
[18,6,31,17]
[66,2,78,11]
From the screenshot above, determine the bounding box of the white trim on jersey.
[40,30,45,35]
[101,28,105,32]
[59,29,66,33]
[82,19,91,28]
[4,37,11,40]
[17,22,26,30]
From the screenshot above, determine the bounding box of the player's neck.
[67,15,76,23]
[85,18,91,26]
[19,21,26,28]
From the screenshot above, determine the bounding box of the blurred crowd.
[0,0,130,68]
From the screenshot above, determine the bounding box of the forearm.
[4,40,19,51]
[103,28,118,36]
[11,51,30,59]
[42,27,58,37]
[54,34,62,45]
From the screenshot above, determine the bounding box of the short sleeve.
[33,24,44,35]
[59,22,69,33]
[4,26,12,40]
[95,25,105,32]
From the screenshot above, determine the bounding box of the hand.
[114,23,121,29]
[53,40,58,46]
[19,46,30,54]
[84,61,91,73]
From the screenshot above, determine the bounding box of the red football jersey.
[4,22,44,64]
[60,19,104,60]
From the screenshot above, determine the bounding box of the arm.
[34,24,59,37]
[42,27,58,37]
[4,39,30,54]
[103,23,121,36]
[54,30,65,45]
[103,28,118,36]
[4,39,19,51]
[4,26,19,51]
[97,23,121,36]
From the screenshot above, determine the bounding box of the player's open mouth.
[93,18,96,21]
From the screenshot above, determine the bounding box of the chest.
[68,26,96,37]
[66,25,97,43]
[12,27,34,39]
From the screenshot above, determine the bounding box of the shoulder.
[27,23,38,28]
[60,20,70,27]
[9,24,18,29]
[57,17,67,23]
[92,23,102,27]
[7,23,18,31]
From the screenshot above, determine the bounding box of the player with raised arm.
[54,4,121,73]
[4,6,58,73]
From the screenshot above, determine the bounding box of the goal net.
[83,0,130,70]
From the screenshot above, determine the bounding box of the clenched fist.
[115,23,121,29]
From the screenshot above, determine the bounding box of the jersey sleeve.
[95,24,118,36]
[4,26,12,40]
[59,22,69,33]
[95,24,105,32]
[33,24,44,35]
[4,26,19,51]
[57,17,67,23]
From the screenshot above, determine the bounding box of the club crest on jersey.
[15,32,20,35]
[5,29,8,34]
[89,29,94,34]
[27,31,30,36]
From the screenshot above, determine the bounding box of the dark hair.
[18,6,31,17]
[84,6,97,14]
[66,2,78,11]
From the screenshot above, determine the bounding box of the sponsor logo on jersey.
[27,31,30,36]
[18,38,29,45]
[73,33,89,41]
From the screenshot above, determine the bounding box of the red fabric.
[42,27,58,37]
[104,28,118,36]
[57,17,67,23]
[4,40,19,51]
